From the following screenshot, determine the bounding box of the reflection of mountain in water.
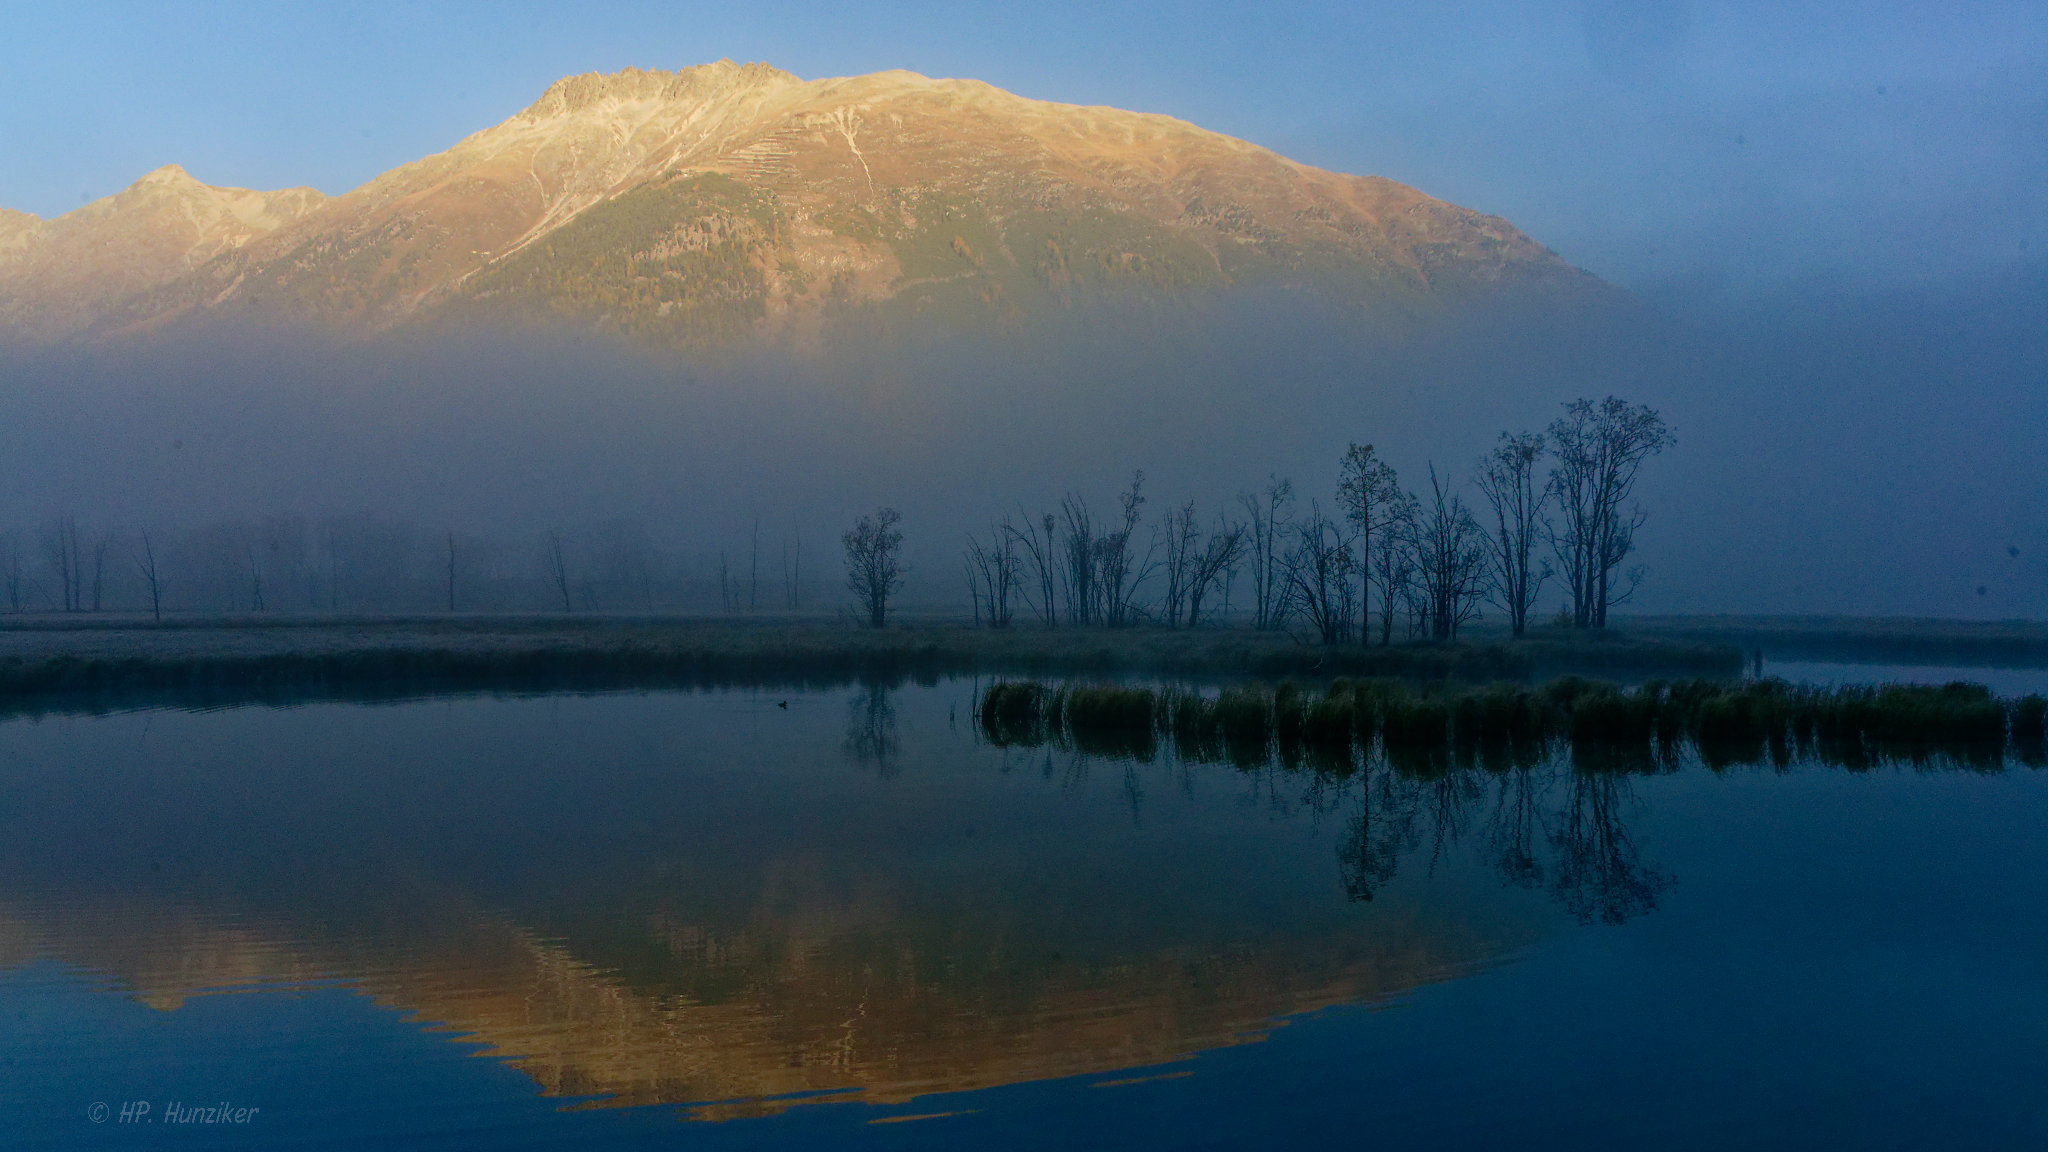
[0,688,1548,1117]
[0,888,1516,1118]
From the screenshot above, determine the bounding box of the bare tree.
[1158,501,1199,627]
[1474,431,1549,636]
[1369,490,1417,645]
[782,531,802,610]
[1051,474,1152,627]
[1237,475,1295,630]
[749,516,760,612]
[40,516,80,612]
[545,530,573,612]
[964,523,1019,628]
[89,530,113,612]
[1184,515,1246,628]
[1338,444,1403,645]
[1546,397,1674,628]
[843,507,904,628]
[1284,503,1358,645]
[0,531,24,613]
[135,531,165,623]
[1414,466,1487,640]
[245,542,267,611]
[1099,471,1149,626]
[1059,494,1098,624]
[1007,510,1061,628]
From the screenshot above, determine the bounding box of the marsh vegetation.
[0,615,1740,717]
[981,675,2048,772]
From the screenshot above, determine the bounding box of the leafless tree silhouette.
[843,506,904,628]
[1238,475,1294,630]
[965,522,1019,628]
[782,530,802,610]
[1,532,24,613]
[134,530,164,622]
[1413,466,1487,639]
[1159,500,1201,627]
[1547,397,1673,628]
[1184,514,1246,629]
[1368,490,1417,645]
[545,530,573,612]
[1099,471,1150,626]
[1338,444,1404,645]
[1284,502,1358,645]
[89,530,112,612]
[39,516,80,612]
[1475,431,1549,636]
[1008,510,1061,628]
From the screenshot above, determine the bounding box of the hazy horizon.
[0,273,2038,620]
[1,5,2041,622]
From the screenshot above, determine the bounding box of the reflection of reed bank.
[0,890,1517,1118]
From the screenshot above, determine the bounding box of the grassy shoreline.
[0,614,1744,716]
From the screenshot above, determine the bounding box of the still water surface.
[1757,658,2048,696]
[3,682,2046,1148]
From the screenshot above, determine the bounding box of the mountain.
[0,61,1601,348]
[0,166,325,341]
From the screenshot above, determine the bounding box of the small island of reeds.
[980,676,2048,772]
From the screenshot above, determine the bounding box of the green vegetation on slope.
[458,173,780,345]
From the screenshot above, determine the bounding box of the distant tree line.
[0,514,823,618]
[928,394,1672,639]
[0,395,1667,633]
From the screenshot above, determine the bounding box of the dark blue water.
[1758,658,2048,696]
[3,683,2045,1149]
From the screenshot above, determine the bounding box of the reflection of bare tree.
[1484,764,1550,890]
[1338,769,1420,902]
[1421,769,1486,875]
[843,686,900,777]
[1323,752,1671,924]
[1547,771,1669,925]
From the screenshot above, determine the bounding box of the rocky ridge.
[0,61,1599,348]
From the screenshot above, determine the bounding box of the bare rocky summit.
[0,61,1600,348]
[0,166,325,341]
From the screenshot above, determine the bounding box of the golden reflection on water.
[0,688,1560,1118]
[0,891,1522,1119]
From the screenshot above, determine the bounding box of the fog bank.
[0,276,2040,618]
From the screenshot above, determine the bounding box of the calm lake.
[4,679,2047,1149]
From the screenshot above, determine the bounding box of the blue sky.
[3,1,2043,302]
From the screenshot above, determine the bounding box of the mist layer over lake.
[3,680,2046,1148]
